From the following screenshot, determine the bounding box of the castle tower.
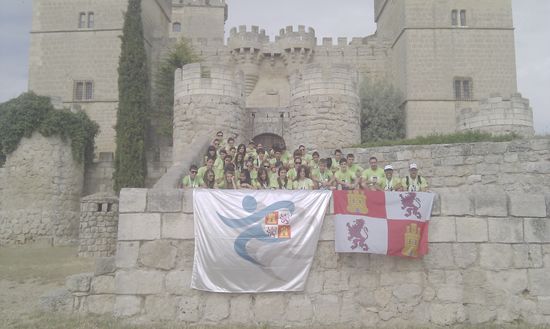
[374,0,519,137]
[170,0,227,47]
[276,25,316,76]
[228,25,269,96]
[172,63,246,161]
[288,63,361,150]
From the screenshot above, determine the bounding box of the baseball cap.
[384,165,394,171]
[409,163,418,169]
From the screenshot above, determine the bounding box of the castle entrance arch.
[252,133,285,151]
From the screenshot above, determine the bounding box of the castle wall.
[79,193,119,257]
[288,64,361,150]
[172,63,246,162]
[0,132,84,246]
[170,1,226,45]
[64,138,550,325]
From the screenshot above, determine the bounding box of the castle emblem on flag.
[263,210,292,239]
[402,223,421,257]
[400,193,422,219]
[347,190,368,214]
[347,219,369,251]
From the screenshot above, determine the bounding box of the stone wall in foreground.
[65,186,550,326]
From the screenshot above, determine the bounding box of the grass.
[356,131,521,148]
[0,246,94,284]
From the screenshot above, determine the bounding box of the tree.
[153,39,199,138]
[113,0,150,192]
[359,77,405,142]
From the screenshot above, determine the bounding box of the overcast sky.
[1,0,548,133]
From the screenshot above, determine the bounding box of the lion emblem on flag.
[347,219,369,251]
[400,193,422,219]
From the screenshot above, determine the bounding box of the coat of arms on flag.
[333,190,434,257]
[264,210,291,238]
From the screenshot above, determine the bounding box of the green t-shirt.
[293,178,315,190]
[287,168,298,181]
[362,167,385,184]
[378,175,402,191]
[334,170,355,184]
[197,166,211,181]
[312,168,333,183]
[182,175,203,188]
[348,164,364,177]
[401,175,428,192]
[253,180,271,190]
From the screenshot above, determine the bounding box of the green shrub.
[0,92,98,165]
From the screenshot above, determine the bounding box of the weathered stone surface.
[428,217,456,242]
[423,243,454,269]
[392,284,422,303]
[456,217,488,242]
[509,193,547,217]
[66,273,93,293]
[39,288,73,313]
[95,256,116,276]
[117,213,161,241]
[119,189,147,213]
[115,270,164,295]
[539,297,550,315]
[528,269,550,296]
[286,295,313,322]
[319,215,335,241]
[114,295,142,317]
[429,303,465,326]
[512,244,543,268]
[480,244,513,269]
[313,294,340,325]
[436,284,463,303]
[439,188,474,216]
[487,269,528,294]
[176,295,200,322]
[452,243,478,268]
[203,294,230,322]
[524,218,550,242]
[147,189,183,212]
[162,213,194,240]
[473,187,508,217]
[86,295,115,315]
[144,295,176,320]
[488,217,523,243]
[228,295,253,324]
[182,189,194,213]
[465,304,497,324]
[115,241,139,268]
[91,275,115,294]
[254,294,286,324]
[165,270,193,295]
[139,240,177,270]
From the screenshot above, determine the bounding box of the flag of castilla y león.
[332,190,435,257]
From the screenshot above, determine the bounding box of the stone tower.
[170,0,227,46]
[374,0,523,137]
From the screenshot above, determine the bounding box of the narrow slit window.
[460,10,467,26]
[79,12,86,28]
[451,10,458,26]
[172,22,181,33]
[87,12,94,28]
[85,81,94,100]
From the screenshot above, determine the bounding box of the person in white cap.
[377,164,403,191]
[402,163,428,192]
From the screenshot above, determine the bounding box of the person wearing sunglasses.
[181,165,203,188]
[287,158,302,181]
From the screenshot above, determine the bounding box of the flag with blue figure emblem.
[191,189,332,293]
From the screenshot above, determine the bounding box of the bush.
[359,77,405,143]
[0,92,98,165]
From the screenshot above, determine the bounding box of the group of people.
[181,131,429,192]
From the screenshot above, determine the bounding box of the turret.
[276,25,316,74]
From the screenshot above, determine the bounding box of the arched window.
[78,12,86,28]
[172,22,182,33]
[87,12,94,28]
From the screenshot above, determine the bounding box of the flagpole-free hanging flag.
[332,190,435,257]
[191,189,332,293]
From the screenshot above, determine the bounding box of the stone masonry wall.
[79,193,119,257]
[64,139,550,326]
[0,132,84,246]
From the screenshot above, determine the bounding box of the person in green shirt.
[237,170,254,189]
[402,163,429,192]
[293,166,315,190]
[298,145,313,165]
[246,141,258,161]
[254,148,268,168]
[312,159,334,190]
[287,157,302,181]
[280,146,292,167]
[269,146,284,166]
[214,149,227,175]
[244,160,258,182]
[217,169,237,189]
[346,153,363,179]
[273,167,292,189]
[331,149,343,173]
[309,151,320,170]
[361,156,385,189]
[181,165,203,188]
[202,169,217,189]
[268,162,279,186]
[198,157,215,179]
[377,164,403,192]
[203,145,218,166]
[224,137,236,154]
[254,168,271,190]
[334,158,357,190]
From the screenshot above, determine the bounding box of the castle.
[27,0,535,191]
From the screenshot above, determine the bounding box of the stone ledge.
[118,213,161,241]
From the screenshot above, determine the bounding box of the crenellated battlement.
[228,25,269,51]
[276,25,316,50]
[174,0,226,7]
[174,63,244,99]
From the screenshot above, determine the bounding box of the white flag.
[191,189,332,293]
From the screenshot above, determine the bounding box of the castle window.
[460,10,467,26]
[451,10,458,26]
[172,22,181,33]
[454,78,473,101]
[0,152,5,168]
[87,12,94,28]
[79,12,86,28]
[74,80,94,101]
